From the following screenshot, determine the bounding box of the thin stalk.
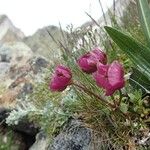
[73,82,129,119]
[118,90,123,106]
[98,0,107,25]
[73,82,115,108]
[113,0,116,17]
[111,95,117,107]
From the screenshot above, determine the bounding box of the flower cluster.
[49,48,125,96]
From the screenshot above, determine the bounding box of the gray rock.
[11,119,39,136]
[29,56,49,73]
[17,83,33,99]
[29,132,49,150]
[0,107,10,122]
[0,54,10,62]
[0,107,38,136]
[0,45,12,62]
[22,83,33,95]
[0,62,10,75]
[21,119,117,150]
[29,120,91,150]
[24,25,67,59]
[48,119,91,150]
[0,15,25,43]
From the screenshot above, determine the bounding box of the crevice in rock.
[0,108,39,150]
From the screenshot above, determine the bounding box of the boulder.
[0,15,25,43]
[24,25,67,60]
[30,119,91,150]
[48,119,91,150]
[29,132,49,150]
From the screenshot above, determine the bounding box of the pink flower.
[77,48,107,74]
[93,61,125,96]
[49,65,72,91]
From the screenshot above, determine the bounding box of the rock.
[0,15,25,43]
[0,62,10,76]
[0,107,38,136]
[48,119,91,150]
[29,132,49,150]
[22,83,33,95]
[29,119,91,150]
[0,55,49,109]
[0,108,38,150]
[29,56,49,74]
[24,25,67,60]
[0,42,33,67]
[0,87,20,108]
[28,116,119,150]
[11,120,39,136]
[0,44,12,62]
[0,107,10,122]
[0,42,33,87]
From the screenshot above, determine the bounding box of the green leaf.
[130,68,150,94]
[120,103,128,113]
[137,0,150,45]
[105,26,150,79]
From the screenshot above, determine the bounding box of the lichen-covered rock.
[0,62,10,76]
[0,42,33,67]
[30,119,116,150]
[28,56,49,74]
[48,119,91,150]
[0,55,49,109]
[29,119,91,150]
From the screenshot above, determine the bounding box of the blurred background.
[0,0,113,35]
[1,0,149,150]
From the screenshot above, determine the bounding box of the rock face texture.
[0,15,25,43]
[29,120,92,150]
[0,15,63,109]
[48,120,91,150]
[29,132,49,150]
[24,25,66,60]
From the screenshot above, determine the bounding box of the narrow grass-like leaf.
[105,26,150,79]
[137,0,150,45]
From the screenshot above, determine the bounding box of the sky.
[0,0,113,36]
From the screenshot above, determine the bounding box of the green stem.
[73,82,129,119]
[111,95,117,107]
[118,90,123,106]
[73,82,115,108]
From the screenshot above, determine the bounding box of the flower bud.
[77,48,107,74]
[49,65,72,91]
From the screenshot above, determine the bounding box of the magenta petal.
[91,48,107,64]
[105,86,116,96]
[96,63,109,75]
[77,54,97,73]
[77,48,107,74]
[93,72,109,89]
[108,61,125,90]
[93,63,110,89]
[93,61,125,96]
[49,65,72,92]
